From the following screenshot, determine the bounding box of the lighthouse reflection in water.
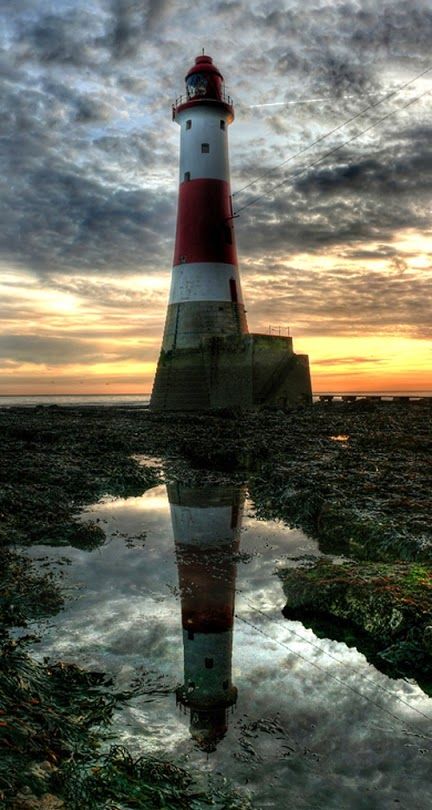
[167,481,244,753]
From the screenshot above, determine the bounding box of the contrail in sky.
[248,96,357,108]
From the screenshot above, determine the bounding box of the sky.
[1,0,431,395]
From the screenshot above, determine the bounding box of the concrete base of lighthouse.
[150,334,312,411]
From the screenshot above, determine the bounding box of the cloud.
[17,7,107,67]
[0,334,157,366]
[0,74,176,273]
[0,335,104,366]
[0,0,431,381]
[235,115,432,262]
[3,1,432,273]
[108,0,173,59]
[313,356,386,367]
[242,259,432,339]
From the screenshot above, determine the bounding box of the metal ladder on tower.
[255,354,297,405]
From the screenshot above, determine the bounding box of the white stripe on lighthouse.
[178,106,231,183]
[169,263,244,305]
[170,503,236,545]
[183,629,233,698]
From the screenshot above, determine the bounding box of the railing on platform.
[174,89,233,108]
[267,325,290,337]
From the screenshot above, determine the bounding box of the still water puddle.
[26,482,432,809]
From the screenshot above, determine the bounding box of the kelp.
[0,409,161,549]
[62,745,252,809]
[0,638,117,804]
[0,548,63,628]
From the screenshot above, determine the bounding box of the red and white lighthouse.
[168,481,244,752]
[162,54,248,353]
[150,55,312,411]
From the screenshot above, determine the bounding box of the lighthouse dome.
[185,54,225,102]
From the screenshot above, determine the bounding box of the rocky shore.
[279,559,432,690]
[1,400,431,806]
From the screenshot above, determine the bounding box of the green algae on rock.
[278,559,432,686]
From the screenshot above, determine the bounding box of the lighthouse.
[151,55,312,411]
[168,481,244,752]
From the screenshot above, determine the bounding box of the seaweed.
[62,745,252,809]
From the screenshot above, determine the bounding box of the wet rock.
[423,625,432,654]
[279,559,432,685]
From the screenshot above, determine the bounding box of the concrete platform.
[150,333,312,410]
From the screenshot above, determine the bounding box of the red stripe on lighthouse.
[176,544,238,633]
[173,179,238,266]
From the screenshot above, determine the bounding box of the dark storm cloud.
[0,71,176,273]
[0,0,430,311]
[340,245,400,260]
[0,148,175,273]
[230,0,432,249]
[0,0,181,275]
[235,115,432,259]
[15,1,174,65]
[294,130,432,198]
[348,1,432,55]
[258,1,432,82]
[108,0,173,60]
[0,335,103,365]
[16,8,106,67]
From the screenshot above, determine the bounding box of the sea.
[0,392,430,407]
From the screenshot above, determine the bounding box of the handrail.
[174,90,233,108]
[267,325,290,337]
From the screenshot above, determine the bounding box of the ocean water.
[0,391,430,407]
[0,394,151,407]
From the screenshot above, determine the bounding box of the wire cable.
[242,597,432,725]
[233,64,432,199]
[235,611,432,745]
[234,85,431,216]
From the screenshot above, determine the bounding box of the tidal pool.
[26,481,432,809]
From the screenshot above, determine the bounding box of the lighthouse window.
[220,120,225,130]
[201,143,210,153]
[184,171,191,182]
[187,72,208,98]
[186,119,192,129]
[188,629,194,640]
[205,657,214,669]
[224,224,232,245]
